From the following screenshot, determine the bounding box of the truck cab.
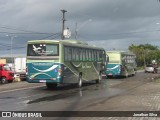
[0,64,14,83]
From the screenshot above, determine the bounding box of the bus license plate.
[39,80,46,83]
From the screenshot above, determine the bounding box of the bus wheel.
[78,75,82,88]
[1,77,8,84]
[96,73,102,84]
[125,72,128,78]
[46,83,57,89]
[132,71,136,76]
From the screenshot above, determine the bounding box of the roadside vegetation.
[128,44,160,68]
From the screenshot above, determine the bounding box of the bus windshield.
[108,53,120,63]
[27,44,59,56]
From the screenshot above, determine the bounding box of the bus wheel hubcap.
[78,76,82,87]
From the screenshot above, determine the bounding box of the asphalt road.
[0,72,160,120]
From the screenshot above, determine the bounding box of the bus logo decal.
[71,62,82,68]
[71,62,91,69]
[32,65,59,72]
[30,73,52,78]
[107,65,120,70]
[33,45,42,53]
[82,63,91,69]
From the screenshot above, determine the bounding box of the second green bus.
[106,51,137,78]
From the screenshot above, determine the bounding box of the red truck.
[0,64,14,84]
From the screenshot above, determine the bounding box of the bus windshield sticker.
[27,44,58,56]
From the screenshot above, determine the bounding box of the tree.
[128,44,160,67]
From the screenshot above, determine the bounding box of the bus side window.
[86,49,89,61]
[102,51,106,62]
[91,50,94,61]
[97,51,100,61]
[68,47,72,61]
[94,50,97,61]
[79,48,83,61]
[0,66,2,70]
[88,50,92,61]
[72,48,76,61]
[82,49,86,61]
[64,47,68,61]
[99,51,103,61]
[75,48,80,61]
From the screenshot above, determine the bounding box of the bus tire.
[1,77,8,84]
[96,73,102,84]
[46,83,57,89]
[78,75,82,88]
[125,72,128,78]
[132,71,136,76]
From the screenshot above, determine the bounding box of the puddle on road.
[0,96,14,99]
[27,82,125,104]
[27,90,77,104]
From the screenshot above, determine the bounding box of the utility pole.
[61,9,67,40]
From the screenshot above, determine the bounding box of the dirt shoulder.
[0,81,45,92]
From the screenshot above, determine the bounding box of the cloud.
[0,0,160,56]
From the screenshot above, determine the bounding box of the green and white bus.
[106,51,137,78]
[26,40,106,88]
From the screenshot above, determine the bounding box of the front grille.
[9,73,14,77]
[20,74,26,78]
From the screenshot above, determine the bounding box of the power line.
[39,32,61,40]
[78,29,160,40]
[0,25,54,34]
[0,31,56,35]
[103,29,160,36]
[51,34,61,39]
[0,32,53,35]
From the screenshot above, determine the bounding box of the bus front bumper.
[26,77,63,83]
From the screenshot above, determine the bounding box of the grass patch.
[154,78,160,83]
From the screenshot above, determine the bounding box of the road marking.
[0,85,46,94]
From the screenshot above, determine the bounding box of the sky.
[0,0,160,57]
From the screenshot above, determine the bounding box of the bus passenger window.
[97,51,100,61]
[91,50,94,61]
[79,49,83,61]
[68,48,72,61]
[99,51,103,61]
[94,50,97,61]
[72,48,76,61]
[64,47,68,61]
[88,50,92,61]
[75,48,80,61]
[86,49,89,61]
[82,49,86,61]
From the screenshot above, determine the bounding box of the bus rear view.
[26,40,61,88]
[106,51,136,78]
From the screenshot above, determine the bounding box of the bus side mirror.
[106,56,109,62]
